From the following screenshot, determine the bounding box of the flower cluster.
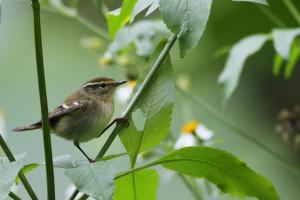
[175,120,214,149]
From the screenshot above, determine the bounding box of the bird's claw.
[116,117,129,127]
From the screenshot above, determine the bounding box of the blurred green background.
[1,0,300,199]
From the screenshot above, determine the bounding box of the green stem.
[281,0,300,25]
[256,5,287,27]
[0,135,38,200]
[179,175,203,200]
[71,33,178,200]
[9,192,22,200]
[30,1,55,200]
[176,88,300,177]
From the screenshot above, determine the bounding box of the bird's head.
[82,77,127,100]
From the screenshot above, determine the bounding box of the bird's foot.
[116,117,129,127]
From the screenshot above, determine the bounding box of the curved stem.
[281,0,300,25]
[30,1,55,199]
[0,135,38,200]
[176,87,300,177]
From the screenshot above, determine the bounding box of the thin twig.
[30,0,55,199]
[0,135,38,200]
[72,33,178,200]
[176,87,300,177]
[178,175,203,200]
[9,192,22,200]
[281,0,300,25]
[256,5,287,28]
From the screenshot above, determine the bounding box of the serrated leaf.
[273,54,284,76]
[273,28,300,59]
[218,34,269,103]
[16,163,40,184]
[118,41,175,165]
[65,161,115,200]
[284,43,300,79]
[153,147,279,200]
[52,155,75,169]
[106,0,138,39]
[0,159,23,200]
[114,169,159,200]
[232,0,268,6]
[107,20,169,57]
[132,0,159,20]
[160,0,212,57]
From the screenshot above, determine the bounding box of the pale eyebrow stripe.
[82,82,103,88]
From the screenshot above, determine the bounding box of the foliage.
[3,0,296,199]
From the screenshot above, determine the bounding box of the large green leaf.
[218,34,269,102]
[106,0,138,39]
[232,0,268,5]
[65,161,115,200]
[151,147,279,200]
[0,160,23,200]
[160,0,212,57]
[118,41,175,165]
[272,28,300,59]
[114,169,159,200]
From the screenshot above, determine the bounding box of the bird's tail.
[12,123,41,132]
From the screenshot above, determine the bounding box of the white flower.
[0,110,6,140]
[174,134,196,149]
[174,120,215,149]
[195,124,214,140]
[116,80,137,104]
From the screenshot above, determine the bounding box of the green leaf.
[154,147,279,200]
[272,28,300,59]
[114,169,159,200]
[132,0,159,20]
[273,54,284,76]
[159,0,212,57]
[65,161,115,200]
[106,0,138,39]
[218,34,269,103]
[107,20,169,57]
[0,160,23,200]
[284,43,300,79]
[99,152,129,161]
[52,155,75,168]
[232,0,269,6]
[16,163,40,184]
[119,41,175,165]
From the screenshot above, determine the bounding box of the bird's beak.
[113,80,127,86]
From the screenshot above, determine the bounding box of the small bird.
[13,77,127,162]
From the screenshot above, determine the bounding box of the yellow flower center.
[182,120,198,134]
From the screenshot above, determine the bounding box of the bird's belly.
[54,104,113,142]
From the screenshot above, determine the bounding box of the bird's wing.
[48,101,89,120]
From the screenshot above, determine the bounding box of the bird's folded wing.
[48,100,90,120]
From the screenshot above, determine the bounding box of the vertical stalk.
[0,135,38,200]
[281,0,300,25]
[9,192,22,200]
[30,0,55,199]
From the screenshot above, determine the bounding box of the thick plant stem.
[30,0,55,199]
[282,0,300,25]
[177,88,300,177]
[72,33,178,200]
[0,135,38,200]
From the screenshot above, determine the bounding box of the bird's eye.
[100,83,106,88]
